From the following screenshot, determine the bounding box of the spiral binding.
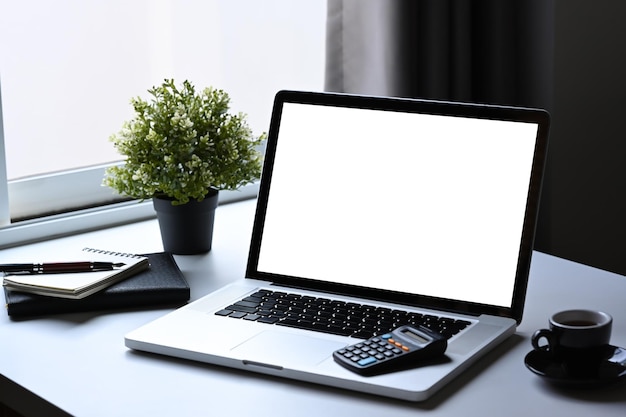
[82,247,143,259]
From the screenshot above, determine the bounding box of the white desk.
[1,199,625,416]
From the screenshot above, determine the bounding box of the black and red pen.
[0,261,126,274]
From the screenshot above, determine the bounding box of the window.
[0,0,326,247]
[0,85,8,227]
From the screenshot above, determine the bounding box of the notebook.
[4,252,189,318]
[125,90,550,402]
[2,247,148,299]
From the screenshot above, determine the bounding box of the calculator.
[332,325,448,376]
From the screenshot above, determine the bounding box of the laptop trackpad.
[231,330,345,369]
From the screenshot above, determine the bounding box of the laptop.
[125,90,550,402]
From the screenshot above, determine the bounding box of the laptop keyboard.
[215,289,471,340]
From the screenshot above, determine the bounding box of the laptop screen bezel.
[246,90,550,324]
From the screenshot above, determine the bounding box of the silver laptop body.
[125,90,550,402]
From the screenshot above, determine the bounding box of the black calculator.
[332,325,448,376]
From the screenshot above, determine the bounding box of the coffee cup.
[531,309,612,374]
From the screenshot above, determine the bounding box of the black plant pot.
[152,189,219,255]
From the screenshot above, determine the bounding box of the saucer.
[524,345,626,386]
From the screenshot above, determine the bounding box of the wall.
[534,1,626,275]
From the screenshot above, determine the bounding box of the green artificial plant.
[104,79,264,205]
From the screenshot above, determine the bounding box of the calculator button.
[358,357,377,366]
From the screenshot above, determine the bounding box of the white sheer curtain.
[325,0,404,96]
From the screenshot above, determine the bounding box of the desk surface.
[1,199,625,416]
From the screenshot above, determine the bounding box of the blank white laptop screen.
[256,102,539,308]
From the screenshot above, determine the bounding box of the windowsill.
[0,183,259,250]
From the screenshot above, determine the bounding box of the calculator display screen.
[401,329,429,344]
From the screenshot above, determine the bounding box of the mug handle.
[531,328,555,352]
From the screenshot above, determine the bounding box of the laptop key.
[234,300,259,308]
[250,291,271,298]
[310,322,353,336]
[276,318,353,336]
[225,304,257,314]
[257,316,280,324]
[215,309,233,316]
[352,329,376,339]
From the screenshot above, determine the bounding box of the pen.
[0,262,126,274]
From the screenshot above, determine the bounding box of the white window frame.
[0,162,259,250]
[8,164,126,221]
[0,80,9,228]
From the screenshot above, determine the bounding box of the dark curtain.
[396,1,553,110]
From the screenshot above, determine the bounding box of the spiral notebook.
[4,252,190,318]
[2,248,149,299]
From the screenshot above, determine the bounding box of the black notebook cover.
[3,252,190,319]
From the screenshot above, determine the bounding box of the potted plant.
[103,79,264,254]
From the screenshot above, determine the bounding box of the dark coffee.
[561,320,597,327]
[532,310,613,358]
